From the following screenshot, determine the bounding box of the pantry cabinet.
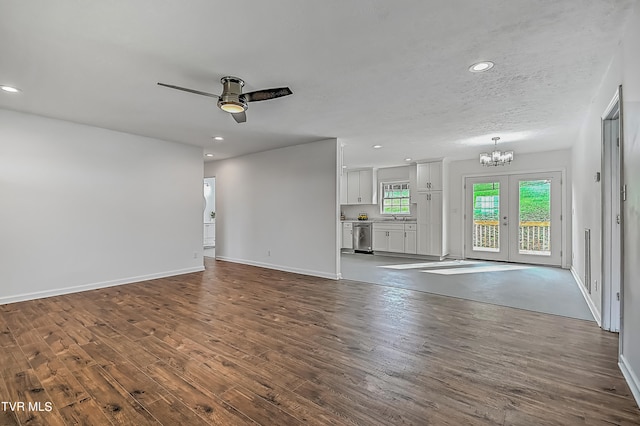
[416,192,447,257]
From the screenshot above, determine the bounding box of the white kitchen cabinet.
[372,227,389,252]
[342,222,353,249]
[347,171,361,203]
[373,223,414,254]
[404,223,417,254]
[340,173,348,205]
[388,229,405,253]
[409,164,418,203]
[345,169,376,204]
[416,192,446,257]
[416,161,443,192]
[204,221,215,247]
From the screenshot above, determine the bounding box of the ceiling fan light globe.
[219,102,246,113]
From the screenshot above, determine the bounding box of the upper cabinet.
[343,169,376,204]
[409,164,418,203]
[340,172,348,205]
[416,161,443,192]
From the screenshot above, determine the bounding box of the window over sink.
[381,181,410,215]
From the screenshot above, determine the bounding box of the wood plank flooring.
[1,257,639,425]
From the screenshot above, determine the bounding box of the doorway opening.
[464,171,563,266]
[203,177,216,258]
[601,88,622,333]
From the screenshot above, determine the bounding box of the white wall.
[447,149,572,265]
[573,2,640,404]
[0,109,204,304]
[205,138,340,279]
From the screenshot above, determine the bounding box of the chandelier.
[480,136,514,166]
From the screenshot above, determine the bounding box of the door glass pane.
[472,182,500,252]
[518,180,551,256]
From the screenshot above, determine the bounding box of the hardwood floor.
[1,257,639,425]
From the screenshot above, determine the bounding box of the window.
[381,182,410,214]
[474,195,499,220]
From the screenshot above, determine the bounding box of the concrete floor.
[340,253,594,321]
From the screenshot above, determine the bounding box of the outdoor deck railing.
[473,220,550,252]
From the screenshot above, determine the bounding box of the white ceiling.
[0,1,634,168]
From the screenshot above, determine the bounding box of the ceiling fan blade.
[157,82,220,99]
[232,111,247,123]
[244,87,292,102]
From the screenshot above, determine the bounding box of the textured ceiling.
[0,0,634,168]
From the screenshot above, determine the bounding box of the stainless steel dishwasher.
[352,222,373,253]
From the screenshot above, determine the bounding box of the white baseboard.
[216,256,339,280]
[0,266,205,305]
[570,266,601,325]
[620,354,640,408]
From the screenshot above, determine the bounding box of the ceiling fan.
[157,76,292,123]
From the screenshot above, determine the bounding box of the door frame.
[600,86,623,334]
[461,168,568,268]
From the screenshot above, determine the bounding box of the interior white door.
[602,107,621,332]
[465,172,562,266]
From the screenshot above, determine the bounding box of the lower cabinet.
[342,222,353,249]
[373,223,416,254]
[204,222,215,247]
[404,223,417,254]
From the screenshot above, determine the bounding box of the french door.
[464,172,562,266]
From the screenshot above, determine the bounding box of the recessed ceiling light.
[205,153,214,157]
[213,136,224,141]
[372,145,383,149]
[342,165,347,168]
[405,158,412,162]
[469,61,494,73]
[1,85,21,93]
